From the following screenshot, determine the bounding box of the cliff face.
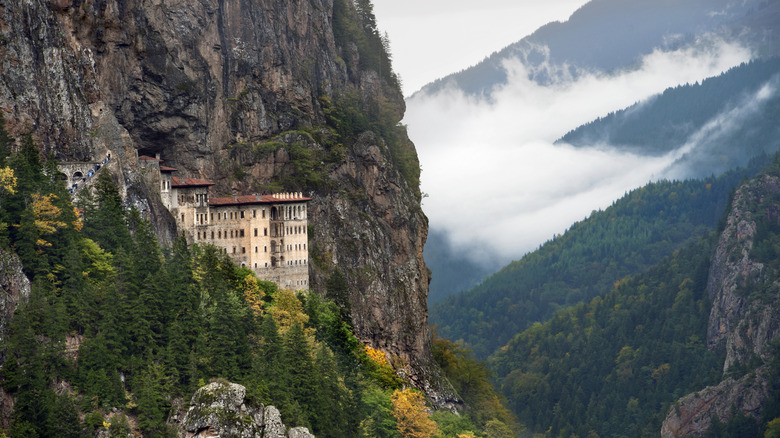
[661,173,780,437]
[0,0,448,400]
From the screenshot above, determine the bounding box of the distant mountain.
[414,0,775,98]
[559,57,780,178]
[429,160,765,359]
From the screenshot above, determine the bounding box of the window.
[264,246,267,252]
[262,209,266,218]
[232,247,236,254]
[264,228,268,236]
[211,231,214,239]
[181,214,184,222]
[230,230,233,238]
[242,247,246,254]
[240,229,245,237]
[210,213,213,222]
[241,211,245,219]
[254,228,258,237]
[255,246,258,253]
[253,210,256,218]
[218,230,222,238]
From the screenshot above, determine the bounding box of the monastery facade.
[139,154,311,289]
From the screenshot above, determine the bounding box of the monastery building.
[140,154,311,289]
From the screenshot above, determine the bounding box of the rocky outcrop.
[705,174,780,371]
[661,173,780,436]
[0,0,449,401]
[180,381,313,438]
[661,367,771,437]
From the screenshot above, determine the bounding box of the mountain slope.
[662,159,780,436]
[430,163,763,359]
[489,157,780,437]
[559,58,780,177]
[491,235,723,437]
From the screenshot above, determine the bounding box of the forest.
[491,233,780,436]
[430,157,764,359]
[430,153,780,437]
[0,115,513,437]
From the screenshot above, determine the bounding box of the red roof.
[171,176,214,187]
[160,165,178,172]
[209,193,311,207]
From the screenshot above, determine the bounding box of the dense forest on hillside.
[430,160,764,359]
[559,58,780,171]
[0,117,513,437]
[490,237,724,436]
[489,158,780,436]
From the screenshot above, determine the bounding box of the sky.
[372,0,589,95]
[370,2,755,267]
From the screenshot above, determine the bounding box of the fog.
[406,38,752,265]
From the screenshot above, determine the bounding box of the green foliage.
[432,164,764,359]
[331,0,398,88]
[361,387,400,438]
[490,237,724,436]
[321,90,420,194]
[431,334,516,432]
[430,410,479,437]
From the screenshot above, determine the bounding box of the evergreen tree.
[283,322,316,428]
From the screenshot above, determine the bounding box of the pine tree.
[283,322,316,428]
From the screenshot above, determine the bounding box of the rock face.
[0,0,451,402]
[661,173,780,436]
[705,174,780,371]
[180,381,313,438]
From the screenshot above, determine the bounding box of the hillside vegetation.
[492,236,723,436]
[429,160,763,359]
[489,157,780,437]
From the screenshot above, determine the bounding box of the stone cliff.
[661,172,780,437]
[0,0,453,402]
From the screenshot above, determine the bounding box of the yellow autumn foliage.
[391,388,437,438]
[243,275,265,317]
[365,345,388,367]
[31,193,66,247]
[0,167,16,195]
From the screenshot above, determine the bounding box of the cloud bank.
[406,38,752,265]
